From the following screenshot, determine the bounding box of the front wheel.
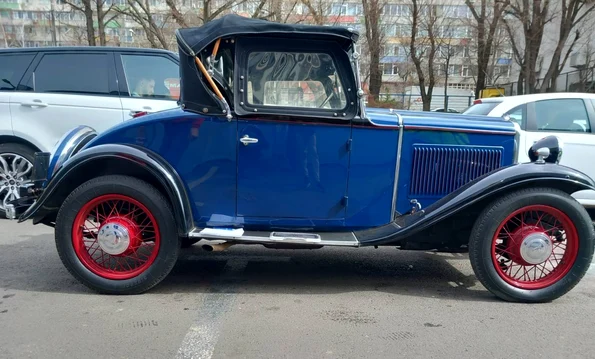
[55,175,180,294]
[469,187,594,303]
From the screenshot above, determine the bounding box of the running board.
[188,228,360,247]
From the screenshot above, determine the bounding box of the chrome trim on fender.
[391,113,404,218]
[50,126,97,177]
[511,121,521,163]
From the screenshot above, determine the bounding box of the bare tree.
[166,0,276,29]
[116,0,171,49]
[465,0,510,98]
[438,41,461,109]
[0,23,9,48]
[301,0,333,24]
[96,0,118,45]
[63,0,118,46]
[64,0,96,46]
[362,0,385,101]
[405,0,457,111]
[503,0,553,94]
[537,0,595,92]
[502,15,525,94]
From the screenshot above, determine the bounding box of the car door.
[115,51,180,119]
[9,51,123,152]
[524,97,595,180]
[235,46,352,222]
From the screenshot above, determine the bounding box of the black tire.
[180,237,200,248]
[469,187,594,303]
[0,143,36,219]
[55,175,180,294]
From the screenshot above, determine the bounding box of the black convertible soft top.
[175,14,359,116]
[175,14,359,56]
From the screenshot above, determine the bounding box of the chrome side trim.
[188,228,360,247]
[391,113,404,218]
[404,125,515,136]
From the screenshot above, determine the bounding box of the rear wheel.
[55,175,180,294]
[469,187,594,302]
[0,143,35,219]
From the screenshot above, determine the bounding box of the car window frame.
[0,52,37,92]
[114,51,180,102]
[503,104,527,130]
[526,97,594,134]
[233,36,359,121]
[18,50,119,97]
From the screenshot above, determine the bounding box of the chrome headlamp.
[528,135,563,164]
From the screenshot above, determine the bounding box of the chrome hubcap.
[520,232,553,265]
[0,153,33,212]
[97,222,132,255]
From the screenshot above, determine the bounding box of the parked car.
[432,107,459,113]
[11,15,595,303]
[463,93,595,208]
[0,46,180,217]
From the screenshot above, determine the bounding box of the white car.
[463,92,595,208]
[0,46,180,217]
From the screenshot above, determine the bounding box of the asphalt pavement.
[1,220,594,359]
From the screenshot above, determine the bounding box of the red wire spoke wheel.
[491,205,578,290]
[469,187,594,303]
[72,194,161,280]
[55,175,180,294]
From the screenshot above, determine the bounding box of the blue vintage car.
[11,15,595,302]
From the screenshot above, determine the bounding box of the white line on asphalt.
[175,259,248,359]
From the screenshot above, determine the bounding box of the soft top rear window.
[463,102,500,115]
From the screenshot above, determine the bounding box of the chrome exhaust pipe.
[202,242,234,252]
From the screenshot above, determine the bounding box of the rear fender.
[19,144,194,235]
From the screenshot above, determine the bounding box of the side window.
[0,54,35,91]
[504,105,525,128]
[33,53,110,95]
[246,51,347,110]
[120,54,180,100]
[534,98,591,133]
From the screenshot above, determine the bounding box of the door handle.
[21,100,47,107]
[240,135,259,146]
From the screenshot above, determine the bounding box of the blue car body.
[76,107,516,232]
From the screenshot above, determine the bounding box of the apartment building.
[0,0,513,97]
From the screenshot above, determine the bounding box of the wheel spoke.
[0,156,9,175]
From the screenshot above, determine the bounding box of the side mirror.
[528,135,563,164]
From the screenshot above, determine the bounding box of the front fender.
[19,143,194,235]
[357,162,595,245]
